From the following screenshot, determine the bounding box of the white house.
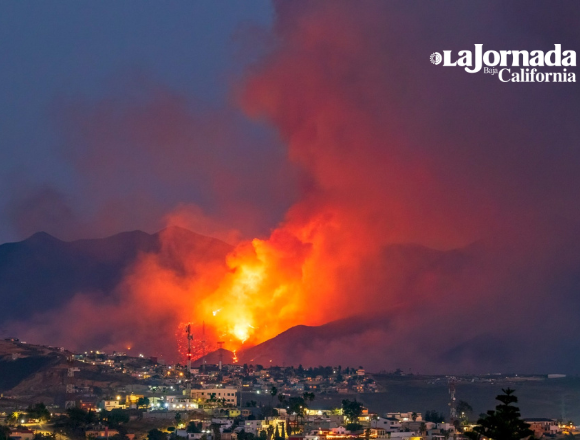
[371,417,402,432]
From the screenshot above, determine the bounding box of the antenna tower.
[448,376,457,423]
[217,341,224,370]
[185,324,193,394]
[202,321,206,372]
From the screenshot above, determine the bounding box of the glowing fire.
[171,214,351,357]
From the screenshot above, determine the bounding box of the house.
[523,418,560,437]
[10,429,34,440]
[85,429,135,440]
[100,400,125,411]
[386,412,422,422]
[244,420,263,435]
[371,417,402,432]
[189,387,238,406]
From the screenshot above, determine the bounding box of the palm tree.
[270,386,278,406]
[277,394,287,408]
[267,425,275,440]
[6,412,18,426]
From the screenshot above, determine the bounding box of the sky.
[0,0,294,243]
[1,1,580,373]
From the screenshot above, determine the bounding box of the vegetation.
[425,410,445,423]
[342,399,364,422]
[26,402,51,422]
[466,388,533,440]
[237,431,255,440]
[147,429,168,440]
[137,397,150,409]
[187,422,203,433]
[346,423,364,432]
[287,397,308,417]
[457,400,474,424]
[0,426,11,440]
[101,409,130,427]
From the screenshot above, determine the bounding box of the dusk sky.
[1,1,580,373]
[0,1,291,243]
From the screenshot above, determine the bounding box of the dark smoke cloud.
[231,0,580,372]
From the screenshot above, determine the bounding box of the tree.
[147,429,168,440]
[27,403,51,422]
[425,411,445,424]
[288,397,307,417]
[108,409,130,426]
[270,386,278,406]
[274,424,281,440]
[277,394,287,408]
[419,423,427,435]
[346,423,364,432]
[466,388,533,440]
[187,422,202,434]
[66,407,93,429]
[237,431,255,440]
[266,425,275,440]
[286,422,293,436]
[0,426,11,440]
[342,399,364,423]
[174,412,182,426]
[457,400,474,423]
[137,397,150,409]
[6,412,19,426]
[208,393,217,405]
[411,412,418,422]
[211,423,222,440]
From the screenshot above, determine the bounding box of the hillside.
[0,227,232,323]
[0,339,138,406]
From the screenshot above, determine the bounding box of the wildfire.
[168,215,348,358]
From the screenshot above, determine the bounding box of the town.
[0,339,577,440]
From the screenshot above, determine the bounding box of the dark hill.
[192,348,236,367]
[237,316,390,367]
[0,226,232,322]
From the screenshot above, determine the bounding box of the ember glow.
[176,224,334,351]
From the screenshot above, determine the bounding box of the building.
[101,400,125,411]
[189,387,238,406]
[386,413,422,422]
[244,420,263,435]
[371,417,402,432]
[85,429,136,440]
[9,429,34,440]
[164,396,199,410]
[523,418,560,437]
